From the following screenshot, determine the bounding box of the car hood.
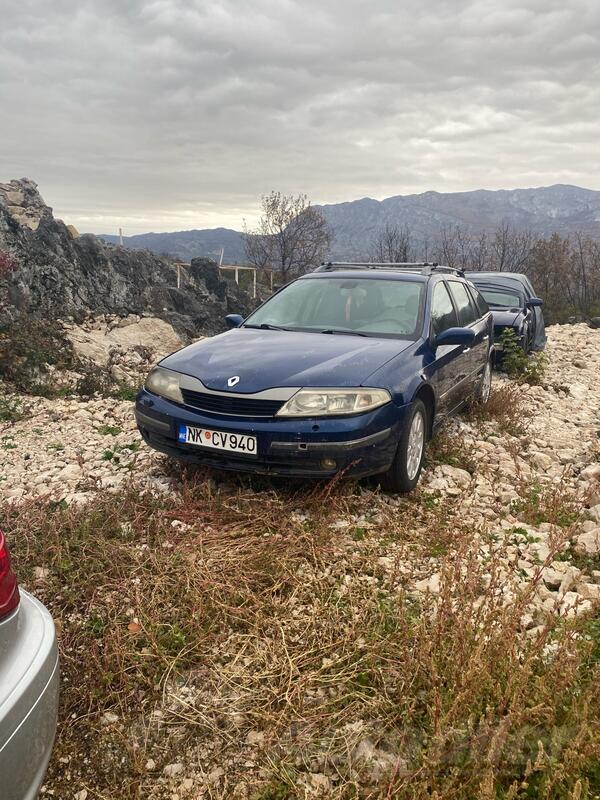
[160,328,412,392]
[491,309,525,327]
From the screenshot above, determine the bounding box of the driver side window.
[431,282,458,335]
[448,281,478,326]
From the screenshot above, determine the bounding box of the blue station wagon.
[136,263,493,492]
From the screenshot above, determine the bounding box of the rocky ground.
[1,314,186,504]
[1,322,600,799]
[2,320,600,632]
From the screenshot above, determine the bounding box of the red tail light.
[0,531,20,620]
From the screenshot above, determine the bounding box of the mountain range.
[99,184,600,263]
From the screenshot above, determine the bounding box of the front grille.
[180,388,284,417]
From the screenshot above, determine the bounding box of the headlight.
[276,388,391,417]
[145,366,184,404]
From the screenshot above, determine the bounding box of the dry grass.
[2,472,599,799]
[467,384,526,435]
[426,427,479,474]
[427,384,526,476]
[510,477,583,529]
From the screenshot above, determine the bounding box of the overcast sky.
[1,0,599,234]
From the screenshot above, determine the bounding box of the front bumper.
[135,389,406,478]
[0,591,59,800]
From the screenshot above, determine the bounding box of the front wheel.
[380,399,428,493]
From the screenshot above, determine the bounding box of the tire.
[475,357,492,404]
[380,398,428,493]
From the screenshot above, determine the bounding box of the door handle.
[482,335,489,341]
[463,347,471,353]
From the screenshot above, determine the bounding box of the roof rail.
[315,262,465,277]
[428,265,465,277]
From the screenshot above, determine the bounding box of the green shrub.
[498,328,547,384]
[96,424,122,436]
[110,383,139,401]
[0,317,74,394]
[75,368,112,398]
[76,367,139,401]
[0,396,24,422]
[0,317,141,400]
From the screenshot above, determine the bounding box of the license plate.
[178,425,257,456]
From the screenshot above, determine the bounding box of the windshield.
[244,277,425,338]
[479,288,523,308]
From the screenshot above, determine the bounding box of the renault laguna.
[136,263,493,492]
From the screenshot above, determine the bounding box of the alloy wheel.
[406,409,425,480]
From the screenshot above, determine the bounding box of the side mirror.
[434,327,476,347]
[225,313,244,329]
[526,297,543,308]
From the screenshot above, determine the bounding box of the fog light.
[321,458,337,470]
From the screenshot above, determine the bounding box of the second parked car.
[137,262,493,491]
[466,271,546,356]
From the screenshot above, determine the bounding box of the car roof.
[466,271,535,295]
[300,270,430,283]
[302,262,467,283]
[469,278,525,292]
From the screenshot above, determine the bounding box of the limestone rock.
[414,573,441,594]
[581,463,600,482]
[530,451,555,471]
[587,505,600,524]
[574,529,600,556]
[163,762,185,777]
[542,563,582,593]
[560,591,592,618]
[577,582,600,601]
[0,178,257,338]
[439,464,472,488]
[0,178,48,230]
[66,316,183,369]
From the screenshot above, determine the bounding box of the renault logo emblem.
[227,376,240,388]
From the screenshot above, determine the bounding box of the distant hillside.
[98,184,600,262]
[100,227,246,263]
[320,184,600,258]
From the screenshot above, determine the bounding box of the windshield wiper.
[244,323,290,331]
[320,328,369,337]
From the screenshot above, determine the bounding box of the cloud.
[0,0,598,232]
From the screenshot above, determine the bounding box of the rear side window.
[468,284,489,317]
[431,282,458,335]
[448,281,478,326]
